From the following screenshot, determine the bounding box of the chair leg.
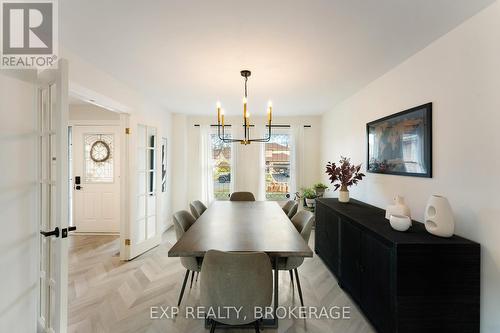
[254,319,260,333]
[195,271,199,282]
[177,270,190,306]
[209,319,216,333]
[190,270,195,289]
[294,268,304,306]
[289,270,294,286]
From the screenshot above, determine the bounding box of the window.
[210,133,232,200]
[84,133,114,183]
[265,133,291,200]
[161,137,167,192]
[136,125,157,242]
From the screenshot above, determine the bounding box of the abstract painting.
[367,103,432,177]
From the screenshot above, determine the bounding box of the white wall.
[69,104,120,121]
[171,114,322,213]
[0,71,38,332]
[320,2,500,331]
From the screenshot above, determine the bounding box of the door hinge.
[125,128,131,134]
[125,238,131,245]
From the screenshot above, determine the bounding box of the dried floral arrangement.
[325,156,366,191]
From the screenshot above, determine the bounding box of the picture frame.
[366,103,432,178]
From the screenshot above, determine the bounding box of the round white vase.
[305,198,315,208]
[385,195,411,220]
[389,214,412,232]
[338,190,350,203]
[424,195,455,237]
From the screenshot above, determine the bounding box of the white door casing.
[71,125,121,233]
[37,59,69,333]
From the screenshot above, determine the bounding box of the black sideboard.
[315,198,480,333]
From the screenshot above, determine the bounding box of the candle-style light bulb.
[217,101,221,123]
[221,109,225,126]
[267,101,273,122]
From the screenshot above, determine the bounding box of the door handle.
[61,226,77,238]
[40,227,59,238]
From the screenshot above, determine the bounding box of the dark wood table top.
[168,201,313,258]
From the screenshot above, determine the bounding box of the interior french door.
[122,124,160,259]
[37,60,69,333]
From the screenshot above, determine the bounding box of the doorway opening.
[68,95,127,236]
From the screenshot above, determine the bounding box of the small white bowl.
[389,214,412,232]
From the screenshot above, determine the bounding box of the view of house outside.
[265,134,291,200]
[211,134,232,200]
[210,133,292,201]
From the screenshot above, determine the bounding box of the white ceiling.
[60,0,494,116]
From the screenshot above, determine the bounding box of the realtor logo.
[1,0,58,68]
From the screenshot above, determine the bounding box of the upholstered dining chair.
[189,200,207,219]
[282,200,295,215]
[287,202,298,219]
[173,210,202,306]
[229,191,256,201]
[200,250,273,333]
[277,210,314,306]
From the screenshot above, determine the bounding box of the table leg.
[274,256,278,325]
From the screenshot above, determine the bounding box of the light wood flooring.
[68,229,375,333]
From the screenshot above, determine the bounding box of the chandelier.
[216,70,273,145]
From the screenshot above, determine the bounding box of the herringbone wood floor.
[68,229,375,333]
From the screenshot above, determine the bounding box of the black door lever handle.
[40,227,59,238]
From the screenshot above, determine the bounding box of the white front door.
[72,125,121,233]
[37,60,69,333]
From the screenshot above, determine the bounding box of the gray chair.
[201,250,273,332]
[189,200,207,219]
[287,202,298,219]
[229,191,256,201]
[277,210,314,306]
[173,210,202,306]
[281,200,295,215]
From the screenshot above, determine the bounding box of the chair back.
[189,200,207,219]
[280,210,314,271]
[200,250,273,325]
[287,202,298,219]
[173,210,200,271]
[173,210,196,240]
[291,210,314,243]
[229,191,256,201]
[282,200,295,215]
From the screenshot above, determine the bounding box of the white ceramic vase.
[424,195,454,237]
[338,189,350,203]
[305,198,316,208]
[389,214,412,232]
[385,195,411,220]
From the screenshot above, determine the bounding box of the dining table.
[168,200,313,328]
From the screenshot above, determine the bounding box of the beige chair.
[287,202,298,219]
[281,200,295,215]
[201,250,273,332]
[189,200,207,219]
[277,210,314,306]
[229,191,256,201]
[173,210,202,306]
